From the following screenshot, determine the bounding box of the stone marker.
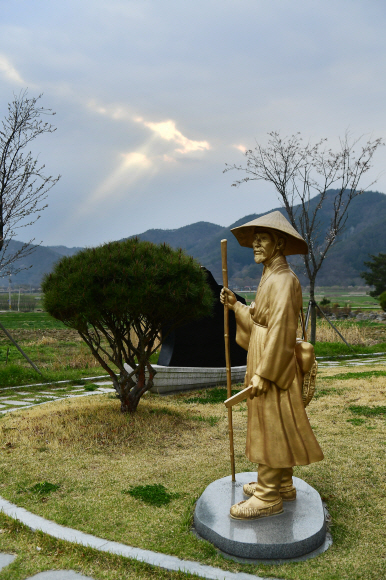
[159,268,247,368]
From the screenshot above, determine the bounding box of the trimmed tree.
[42,239,214,413]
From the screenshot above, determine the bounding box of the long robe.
[234,255,324,468]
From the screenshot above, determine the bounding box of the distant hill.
[1,190,385,288]
[46,245,83,257]
[129,190,386,287]
[0,242,83,287]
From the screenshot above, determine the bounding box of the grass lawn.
[1,364,386,580]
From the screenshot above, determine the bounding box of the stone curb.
[0,497,280,580]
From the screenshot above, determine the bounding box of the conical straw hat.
[231,210,308,256]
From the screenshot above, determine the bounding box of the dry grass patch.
[315,319,372,344]
[0,375,386,579]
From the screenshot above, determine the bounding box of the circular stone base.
[194,473,327,560]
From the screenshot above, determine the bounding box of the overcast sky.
[1,0,386,247]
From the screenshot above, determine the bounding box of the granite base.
[194,473,328,560]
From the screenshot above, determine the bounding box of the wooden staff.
[221,239,236,481]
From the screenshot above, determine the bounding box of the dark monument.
[158,268,247,367]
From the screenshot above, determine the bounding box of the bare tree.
[225,132,384,343]
[0,90,60,277]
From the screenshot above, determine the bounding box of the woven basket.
[302,359,318,407]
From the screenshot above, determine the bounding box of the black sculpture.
[158,268,247,368]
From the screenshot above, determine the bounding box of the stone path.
[0,378,115,415]
[0,552,16,569]
[317,352,386,368]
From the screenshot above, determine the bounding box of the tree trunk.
[117,365,153,413]
[120,389,142,413]
[309,279,317,344]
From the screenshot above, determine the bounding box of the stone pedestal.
[194,472,327,560]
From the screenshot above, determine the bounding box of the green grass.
[0,311,66,330]
[349,405,386,417]
[28,481,61,495]
[84,383,99,391]
[0,363,109,388]
[323,370,386,380]
[347,417,366,426]
[314,341,386,357]
[190,414,220,426]
[123,484,181,507]
[185,386,243,405]
[313,387,346,400]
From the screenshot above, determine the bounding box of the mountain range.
[1,190,385,288]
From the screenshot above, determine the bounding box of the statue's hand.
[220,287,237,310]
[249,374,270,398]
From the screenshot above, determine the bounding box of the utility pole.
[8,275,11,310]
[18,288,21,312]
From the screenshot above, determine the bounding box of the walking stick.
[221,239,236,482]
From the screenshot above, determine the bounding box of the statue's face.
[252,230,277,264]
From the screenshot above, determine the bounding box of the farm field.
[238,287,381,310]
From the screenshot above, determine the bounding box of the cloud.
[142,119,211,154]
[87,99,134,121]
[87,99,211,156]
[0,54,25,85]
[234,144,247,153]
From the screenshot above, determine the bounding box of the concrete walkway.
[0,497,278,580]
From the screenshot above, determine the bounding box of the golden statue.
[220,211,324,520]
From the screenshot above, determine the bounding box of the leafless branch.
[225,131,384,341]
[0,90,61,277]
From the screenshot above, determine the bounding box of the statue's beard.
[253,252,267,264]
[254,247,282,266]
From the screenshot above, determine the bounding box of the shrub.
[320,296,331,306]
